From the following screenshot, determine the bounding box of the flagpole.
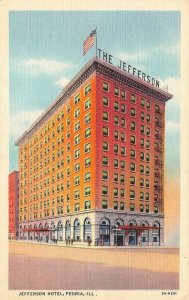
[95,27,98,58]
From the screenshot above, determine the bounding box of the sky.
[9,11,180,245]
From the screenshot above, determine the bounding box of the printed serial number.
[162,292,177,296]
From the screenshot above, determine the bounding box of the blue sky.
[9,11,180,178]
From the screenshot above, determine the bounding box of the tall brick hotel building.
[15,55,172,246]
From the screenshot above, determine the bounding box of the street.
[9,241,179,290]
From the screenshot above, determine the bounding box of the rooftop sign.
[98,48,160,88]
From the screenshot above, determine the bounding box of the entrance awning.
[117,225,160,230]
[21,228,51,232]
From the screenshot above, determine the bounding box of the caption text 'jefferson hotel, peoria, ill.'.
[15,50,172,247]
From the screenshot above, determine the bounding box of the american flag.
[83,29,96,56]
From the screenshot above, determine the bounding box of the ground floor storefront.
[19,211,164,246]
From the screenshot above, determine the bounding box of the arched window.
[74,219,80,241]
[65,220,71,240]
[84,218,91,241]
[57,221,63,241]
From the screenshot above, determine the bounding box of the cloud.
[153,44,180,57]
[117,51,148,63]
[55,76,70,88]
[10,109,43,140]
[166,120,180,131]
[17,58,72,75]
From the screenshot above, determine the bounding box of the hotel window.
[140,138,145,148]
[74,163,80,172]
[155,104,160,112]
[154,206,158,214]
[67,143,70,151]
[146,193,150,201]
[141,98,145,108]
[146,114,151,123]
[115,87,119,96]
[85,128,91,138]
[102,170,108,180]
[146,127,150,136]
[120,202,125,210]
[140,192,144,200]
[74,149,80,159]
[74,176,80,186]
[103,96,109,106]
[66,105,70,114]
[75,94,80,105]
[114,102,119,111]
[131,122,136,131]
[130,190,135,200]
[66,131,70,139]
[52,131,55,138]
[114,159,119,168]
[85,99,91,110]
[121,147,126,156]
[67,155,71,164]
[103,82,109,92]
[130,149,136,159]
[140,152,145,161]
[130,163,136,172]
[146,140,150,149]
[130,203,135,211]
[75,122,80,132]
[66,117,70,126]
[121,118,126,127]
[103,127,109,137]
[120,174,125,183]
[120,189,125,197]
[114,201,118,210]
[131,108,136,117]
[121,104,126,113]
[85,201,91,210]
[120,160,125,169]
[131,135,136,145]
[75,135,80,145]
[140,165,144,174]
[103,142,109,151]
[130,176,135,185]
[146,101,151,110]
[67,168,70,176]
[145,205,149,213]
[114,173,118,182]
[102,156,108,166]
[146,179,150,188]
[146,167,150,175]
[121,90,126,99]
[102,200,108,209]
[102,186,108,196]
[114,188,118,197]
[75,203,80,212]
[67,181,70,189]
[114,130,119,140]
[140,204,144,212]
[114,116,119,125]
[85,113,91,125]
[85,142,91,153]
[121,132,125,141]
[85,84,91,96]
[74,108,80,119]
[67,205,70,213]
[146,153,150,162]
[85,172,91,182]
[85,187,91,196]
[114,145,119,154]
[85,157,91,167]
[141,125,145,134]
[103,112,109,122]
[131,94,136,104]
[140,178,144,187]
[141,112,145,121]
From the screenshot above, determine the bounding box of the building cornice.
[15,57,173,146]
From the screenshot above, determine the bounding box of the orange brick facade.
[9,171,19,239]
[16,58,172,246]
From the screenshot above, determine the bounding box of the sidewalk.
[10,239,178,250]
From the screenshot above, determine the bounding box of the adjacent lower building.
[9,171,19,239]
[15,56,172,246]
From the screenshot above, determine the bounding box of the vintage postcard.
[0,1,189,300]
